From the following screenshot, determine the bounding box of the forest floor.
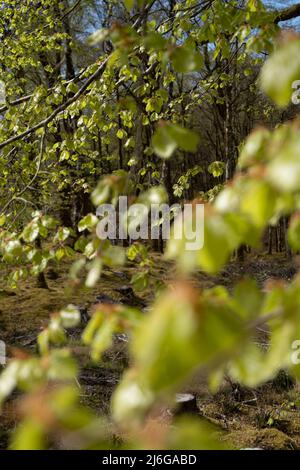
[1,252,300,449]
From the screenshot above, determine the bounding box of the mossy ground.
[1,252,300,449]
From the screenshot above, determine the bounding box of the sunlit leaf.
[260,37,300,107]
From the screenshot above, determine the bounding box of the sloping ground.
[0,252,300,449]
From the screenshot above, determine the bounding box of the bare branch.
[1,128,46,215]
[274,2,300,24]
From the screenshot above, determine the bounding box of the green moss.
[226,427,297,450]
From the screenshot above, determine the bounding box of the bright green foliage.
[0,212,74,287]
[288,214,300,252]
[78,214,99,232]
[208,161,225,178]
[152,122,199,159]
[127,243,156,291]
[173,166,203,197]
[260,38,300,107]
[10,385,107,450]
[82,304,142,362]
[1,0,300,451]
[0,349,77,405]
[170,43,203,73]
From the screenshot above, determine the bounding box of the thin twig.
[1,128,46,215]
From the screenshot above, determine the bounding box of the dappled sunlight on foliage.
[2,0,300,452]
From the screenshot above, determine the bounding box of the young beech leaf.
[171,45,203,73]
[168,124,199,152]
[85,258,102,288]
[78,213,98,232]
[60,304,81,328]
[260,38,300,107]
[143,32,167,50]
[196,211,241,273]
[152,124,177,159]
[229,342,267,388]
[288,214,300,252]
[208,161,225,178]
[112,371,154,424]
[152,122,199,159]
[11,418,45,450]
[0,362,20,405]
[127,283,243,397]
[116,129,126,139]
[240,179,276,228]
[0,215,6,227]
[238,127,271,169]
[91,181,111,207]
[124,0,134,12]
[266,137,300,192]
[88,28,109,45]
[22,221,39,243]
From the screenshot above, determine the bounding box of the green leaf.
[48,350,78,381]
[233,278,263,320]
[238,127,271,169]
[11,419,45,450]
[22,222,39,243]
[288,214,300,252]
[208,161,225,178]
[260,38,300,107]
[0,215,6,227]
[143,32,167,51]
[124,0,134,12]
[49,317,66,345]
[129,283,242,397]
[60,304,81,328]
[66,82,78,95]
[82,311,104,345]
[152,124,177,159]
[85,258,102,288]
[131,270,149,291]
[0,362,20,404]
[116,129,125,139]
[266,131,300,192]
[78,213,98,232]
[101,244,126,267]
[55,227,71,242]
[112,372,153,424]
[171,45,203,73]
[152,122,199,159]
[240,179,276,228]
[5,240,23,258]
[168,124,200,152]
[91,317,117,362]
[168,416,228,450]
[196,212,240,273]
[37,329,50,355]
[38,223,48,239]
[55,247,65,261]
[91,181,111,207]
[229,342,266,387]
[88,28,109,45]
